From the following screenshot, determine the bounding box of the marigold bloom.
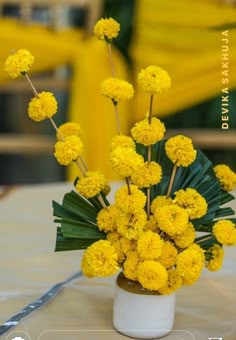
[176,244,205,286]
[115,184,146,213]
[81,240,119,277]
[97,204,119,232]
[4,48,34,78]
[117,209,147,240]
[137,260,168,291]
[150,195,173,214]
[110,147,144,177]
[205,244,224,272]
[56,122,81,140]
[94,17,120,41]
[101,77,134,103]
[213,220,236,246]
[131,118,165,146]
[123,251,140,281]
[108,233,136,264]
[76,171,107,199]
[110,135,135,151]
[154,205,189,237]
[137,231,164,260]
[138,65,171,95]
[165,135,197,167]
[158,241,178,269]
[174,222,196,248]
[214,164,236,192]
[144,215,160,232]
[174,188,208,219]
[158,269,182,295]
[28,91,58,122]
[54,135,83,166]
[131,161,162,188]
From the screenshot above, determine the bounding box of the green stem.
[166,164,177,198]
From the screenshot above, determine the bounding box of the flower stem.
[97,194,107,209]
[114,103,122,135]
[148,94,154,124]
[79,156,88,172]
[107,43,115,77]
[196,235,212,244]
[146,94,154,217]
[125,176,131,195]
[24,73,39,98]
[166,164,177,198]
[75,158,87,177]
[147,187,151,219]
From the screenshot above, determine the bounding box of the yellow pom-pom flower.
[96,204,119,232]
[213,220,236,246]
[138,65,171,95]
[165,135,197,167]
[174,188,208,219]
[117,209,147,240]
[4,49,34,78]
[115,184,146,213]
[158,241,178,269]
[137,260,168,291]
[110,135,135,151]
[131,118,165,146]
[154,205,189,237]
[173,222,196,249]
[28,91,58,122]
[137,231,164,260]
[101,77,134,103]
[150,195,173,214]
[56,122,81,140]
[176,244,205,286]
[110,147,144,178]
[54,135,83,166]
[94,17,120,41]
[144,215,160,232]
[76,171,107,199]
[131,161,162,188]
[205,244,224,272]
[214,164,236,192]
[81,240,119,277]
[158,269,182,295]
[123,251,140,281]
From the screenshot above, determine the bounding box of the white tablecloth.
[0,183,235,340]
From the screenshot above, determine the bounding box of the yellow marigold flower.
[158,241,178,269]
[145,215,160,232]
[101,77,134,103]
[176,244,205,286]
[81,240,119,278]
[213,220,236,246]
[137,260,168,291]
[96,204,119,232]
[131,161,162,188]
[174,222,196,248]
[123,251,140,281]
[107,231,136,263]
[4,49,34,78]
[28,91,58,122]
[158,269,182,295]
[94,17,120,41]
[54,135,83,166]
[205,244,224,272]
[117,209,147,240]
[174,188,208,219]
[214,164,236,192]
[131,118,165,146]
[76,171,107,199]
[110,147,144,178]
[137,231,164,260]
[56,122,81,140]
[165,135,197,167]
[115,184,146,213]
[138,65,171,95]
[150,195,173,214]
[154,205,189,237]
[110,135,135,151]
[107,231,120,243]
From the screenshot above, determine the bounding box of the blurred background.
[0,0,235,184]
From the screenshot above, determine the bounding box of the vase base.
[114,327,172,339]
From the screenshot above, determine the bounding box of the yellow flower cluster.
[138,65,172,94]
[131,161,162,188]
[158,269,182,295]
[117,209,147,240]
[151,195,173,214]
[131,118,165,146]
[137,260,168,291]
[137,231,164,260]
[54,135,83,165]
[76,171,107,199]
[28,91,58,122]
[110,147,144,177]
[165,135,197,167]
[214,164,236,192]
[4,48,34,78]
[213,220,236,246]
[174,188,208,219]
[173,222,195,248]
[115,184,146,213]
[101,77,134,103]
[110,135,135,151]
[93,17,120,41]
[57,122,81,140]
[205,244,224,272]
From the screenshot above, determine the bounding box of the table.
[0,183,235,340]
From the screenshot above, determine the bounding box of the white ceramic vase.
[113,273,175,339]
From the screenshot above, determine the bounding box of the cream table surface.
[0,182,235,340]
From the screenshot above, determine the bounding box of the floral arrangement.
[4,17,236,295]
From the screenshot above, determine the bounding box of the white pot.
[113,273,175,339]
